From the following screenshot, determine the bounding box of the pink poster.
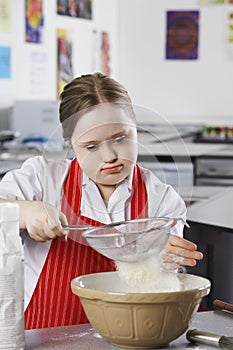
[92,30,111,76]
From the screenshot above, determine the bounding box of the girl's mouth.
[102,165,123,174]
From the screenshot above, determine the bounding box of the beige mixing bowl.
[71,271,211,349]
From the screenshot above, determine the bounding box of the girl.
[0,72,203,329]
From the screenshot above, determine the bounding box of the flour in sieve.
[115,254,181,293]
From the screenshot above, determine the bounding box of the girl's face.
[71,104,137,189]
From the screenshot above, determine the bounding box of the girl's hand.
[162,234,203,270]
[19,200,68,242]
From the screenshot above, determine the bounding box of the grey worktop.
[187,187,233,230]
[25,311,233,349]
[137,140,233,159]
[176,186,224,203]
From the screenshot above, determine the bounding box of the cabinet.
[184,222,233,308]
[138,161,193,187]
[195,156,233,186]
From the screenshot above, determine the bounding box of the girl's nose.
[101,142,117,163]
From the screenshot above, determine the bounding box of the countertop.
[187,187,233,229]
[137,141,233,160]
[175,186,224,204]
[25,311,233,349]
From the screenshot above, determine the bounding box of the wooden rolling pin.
[213,299,233,313]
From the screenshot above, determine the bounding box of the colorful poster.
[57,29,73,98]
[228,12,233,41]
[0,0,11,32]
[227,11,233,58]
[25,0,44,43]
[0,46,11,78]
[92,29,111,75]
[57,0,92,19]
[166,11,199,60]
[201,0,225,4]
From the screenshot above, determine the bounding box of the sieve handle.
[62,224,92,231]
[63,217,190,231]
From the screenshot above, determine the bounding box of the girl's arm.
[0,198,68,242]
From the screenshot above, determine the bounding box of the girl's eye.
[86,144,98,151]
[113,135,125,143]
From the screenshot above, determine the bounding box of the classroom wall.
[1,1,233,126]
[0,0,118,108]
[117,0,233,124]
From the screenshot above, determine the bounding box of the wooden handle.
[213,299,233,313]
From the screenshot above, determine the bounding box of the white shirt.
[0,156,186,309]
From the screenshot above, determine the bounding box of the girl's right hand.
[19,200,68,242]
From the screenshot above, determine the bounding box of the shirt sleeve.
[140,166,187,237]
[155,185,186,237]
[0,156,44,201]
[0,156,70,208]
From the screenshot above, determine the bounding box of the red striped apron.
[24,159,148,329]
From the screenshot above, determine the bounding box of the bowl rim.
[71,271,211,303]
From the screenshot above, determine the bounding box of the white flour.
[115,254,181,293]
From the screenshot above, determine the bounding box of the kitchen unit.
[137,123,233,186]
[186,188,233,307]
[137,125,233,308]
[195,155,233,186]
[137,139,233,187]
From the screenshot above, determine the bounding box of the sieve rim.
[82,216,180,239]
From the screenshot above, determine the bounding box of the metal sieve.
[80,217,186,262]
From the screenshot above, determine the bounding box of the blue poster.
[0,46,11,79]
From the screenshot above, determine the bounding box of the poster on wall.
[227,11,233,58]
[57,28,73,99]
[0,0,11,32]
[57,0,92,19]
[200,0,225,4]
[25,0,44,43]
[0,46,11,78]
[166,11,199,60]
[29,51,49,97]
[92,30,111,76]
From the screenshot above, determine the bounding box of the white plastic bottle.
[0,202,24,349]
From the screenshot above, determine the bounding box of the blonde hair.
[59,72,135,140]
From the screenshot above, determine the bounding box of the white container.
[0,203,24,350]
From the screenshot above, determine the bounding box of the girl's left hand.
[163,234,203,270]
